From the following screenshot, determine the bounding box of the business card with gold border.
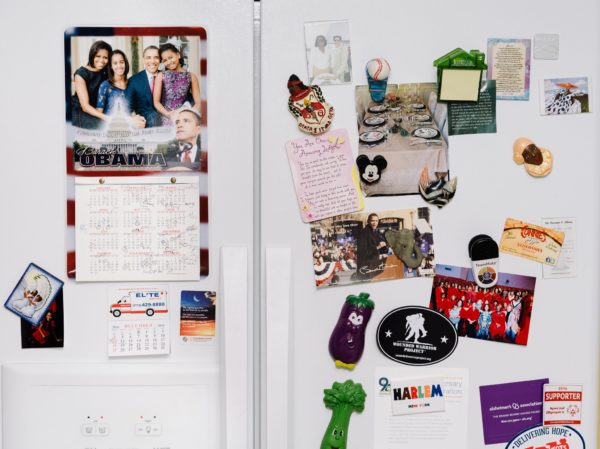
[499,218,564,265]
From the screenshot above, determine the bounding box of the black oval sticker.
[376,306,458,365]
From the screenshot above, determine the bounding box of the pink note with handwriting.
[286,129,363,223]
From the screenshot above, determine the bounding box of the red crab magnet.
[287,74,334,135]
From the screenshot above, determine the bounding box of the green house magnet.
[433,48,487,102]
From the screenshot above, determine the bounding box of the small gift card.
[391,377,446,415]
[4,263,64,325]
[180,290,216,343]
[286,129,363,222]
[499,218,565,265]
[543,384,582,425]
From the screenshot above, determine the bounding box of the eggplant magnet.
[287,74,334,135]
[329,293,375,370]
[468,235,499,289]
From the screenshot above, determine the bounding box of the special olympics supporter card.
[4,263,64,325]
[499,218,564,265]
[286,129,363,222]
[543,384,582,425]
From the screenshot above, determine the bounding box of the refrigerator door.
[260,1,600,448]
[0,1,255,448]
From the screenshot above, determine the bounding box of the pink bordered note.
[286,129,363,222]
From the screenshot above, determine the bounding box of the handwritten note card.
[286,129,363,222]
[75,176,200,281]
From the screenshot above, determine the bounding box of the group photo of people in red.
[428,265,536,346]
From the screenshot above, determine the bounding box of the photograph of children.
[4,263,64,325]
[429,264,536,346]
[541,76,591,115]
[304,20,352,85]
[355,83,450,196]
[310,208,435,288]
[180,290,216,343]
[65,27,207,172]
[21,291,64,349]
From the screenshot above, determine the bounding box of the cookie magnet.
[513,137,553,177]
[287,74,334,135]
[468,235,499,289]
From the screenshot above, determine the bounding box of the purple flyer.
[479,378,548,445]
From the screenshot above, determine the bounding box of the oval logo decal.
[505,425,585,449]
[376,306,458,365]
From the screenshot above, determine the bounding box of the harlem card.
[390,377,445,415]
[107,285,170,357]
[65,27,209,280]
[375,368,468,449]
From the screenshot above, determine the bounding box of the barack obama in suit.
[125,46,161,127]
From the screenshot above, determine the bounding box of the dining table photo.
[355,83,450,196]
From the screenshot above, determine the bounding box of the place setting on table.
[358,99,444,149]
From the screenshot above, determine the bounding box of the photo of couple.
[66,29,206,171]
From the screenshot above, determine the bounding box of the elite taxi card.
[499,218,565,265]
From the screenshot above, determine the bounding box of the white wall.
[260,1,599,448]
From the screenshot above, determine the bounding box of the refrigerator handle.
[266,248,292,449]
[222,246,250,449]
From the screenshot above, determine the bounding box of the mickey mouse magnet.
[356,155,387,184]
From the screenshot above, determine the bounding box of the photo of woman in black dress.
[71,40,112,129]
